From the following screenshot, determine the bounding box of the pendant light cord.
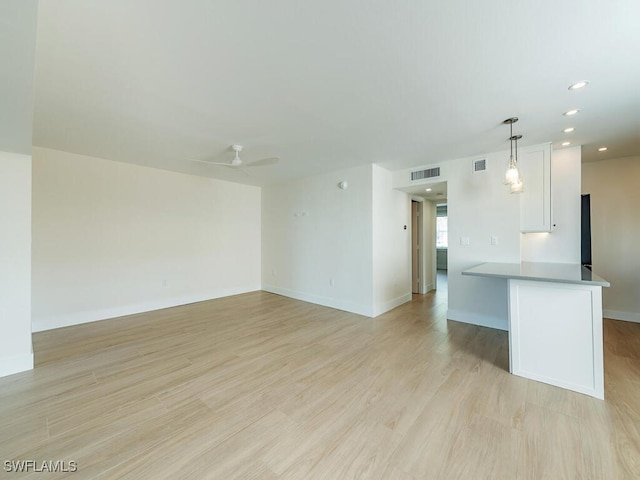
[510,122,513,158]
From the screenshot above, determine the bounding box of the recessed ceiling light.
[598,147,607,152]
[563,109,580,116]
[568,81,589,90]
[563,127,575,133]
[425,188,432,192]
[562,141,571,146]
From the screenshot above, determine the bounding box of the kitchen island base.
[463,262,609,400]
[508,279,604,399]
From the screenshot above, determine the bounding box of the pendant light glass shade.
[510,177,524,193]
[504,155,520,185]
[502,118,523,193]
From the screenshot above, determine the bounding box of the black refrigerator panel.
[581,194,592,268]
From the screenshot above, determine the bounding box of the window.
[436,204,448,248]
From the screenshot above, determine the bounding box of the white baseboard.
[0,352,34,378]
[262,284,372,317]
[373,293,412,317]
[513,367,603,400]
[447,308,508,331]
[32,285,261,332]
[604,310,640,324]
[424,283,435,293]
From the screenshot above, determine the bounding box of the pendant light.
[502,117,524,193]
[509,134,524,193]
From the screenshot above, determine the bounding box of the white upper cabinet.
[519,144,552,233]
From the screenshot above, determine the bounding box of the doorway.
[436,202,448,274]
[408,181,448,297]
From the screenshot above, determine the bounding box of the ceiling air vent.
[473,158,487,172]
[411,167,440,181]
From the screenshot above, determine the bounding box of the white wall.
[0,0,38,377]
[521,146,581,263]
[32,147,261,331]
[262,164,374,316]
[583,155,640,323]
[446,151,522,331]
[0,152,33,376]
[372,165,412,316]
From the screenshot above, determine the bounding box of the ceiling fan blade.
[190,158,247,175]
[245,157,280,167]
[190,159,235,167]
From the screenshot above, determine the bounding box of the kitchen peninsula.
[463,262,610,399]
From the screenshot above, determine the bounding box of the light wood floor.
[1,289,639,479]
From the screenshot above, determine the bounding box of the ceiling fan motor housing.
[231,145,244,166]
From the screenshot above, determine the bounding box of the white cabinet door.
[519,144,552,232]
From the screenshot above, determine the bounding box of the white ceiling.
[31,0,640,186]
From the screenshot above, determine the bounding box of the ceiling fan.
[191,145,279,173]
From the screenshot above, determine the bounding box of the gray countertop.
[462,262,610,287]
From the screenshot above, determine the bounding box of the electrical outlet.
[329,278,334,287]
[491,236,499,246]
[460,236,470,246]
